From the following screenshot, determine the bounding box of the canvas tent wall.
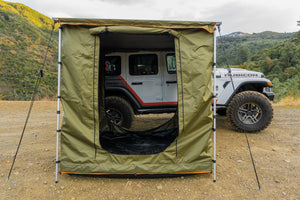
[55,18,218,176]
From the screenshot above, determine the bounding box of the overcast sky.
[5,0,300,34]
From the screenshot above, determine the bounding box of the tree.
[279,42,297,68]
[236,46,250,64]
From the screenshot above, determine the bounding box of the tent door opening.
[98,32,179,155]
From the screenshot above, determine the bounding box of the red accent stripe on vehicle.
[118,75,178,106]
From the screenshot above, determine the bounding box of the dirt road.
[0,101,299,199]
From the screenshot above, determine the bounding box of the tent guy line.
[7,23,56,185]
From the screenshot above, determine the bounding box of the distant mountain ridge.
[221,31,294,39]
[223,32,250,37]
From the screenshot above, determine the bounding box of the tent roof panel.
[54,18,221,33]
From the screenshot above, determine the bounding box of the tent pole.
[55,25,62,183]
[213,26,218,182]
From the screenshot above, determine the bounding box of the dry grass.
[275,96,300,107]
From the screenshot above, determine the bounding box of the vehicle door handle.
[166,81,177,84]
[132,82,143,85]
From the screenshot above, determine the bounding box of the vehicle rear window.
[105,56,121,76]
[129,54,158,75]
[166,53,176,74]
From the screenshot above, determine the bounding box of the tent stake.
[55,25,62,183]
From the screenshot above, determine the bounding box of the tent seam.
[178,39,185,134]
[93,36,97,159]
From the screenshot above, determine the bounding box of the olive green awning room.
[54,18,220,181]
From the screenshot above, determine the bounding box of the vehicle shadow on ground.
[130,113,232,133]
[216,115,229,130]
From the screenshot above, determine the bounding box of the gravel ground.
[0,101,299,200]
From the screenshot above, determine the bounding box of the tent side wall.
[175,28,214,166]
[60,26,100,166]
[59,22,215,174]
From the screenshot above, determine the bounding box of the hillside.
[0,0,54,29]
[217,30,300,101]
[250,32,300,100]
[0,0,58,100]
[217,31,295,66]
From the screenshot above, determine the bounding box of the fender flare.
[222,80,273,106]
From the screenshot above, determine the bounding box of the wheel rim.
[106,108,123,125]
[238,103,262,125]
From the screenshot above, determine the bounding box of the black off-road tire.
[105,96,134,129]
[227,91,273,133]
